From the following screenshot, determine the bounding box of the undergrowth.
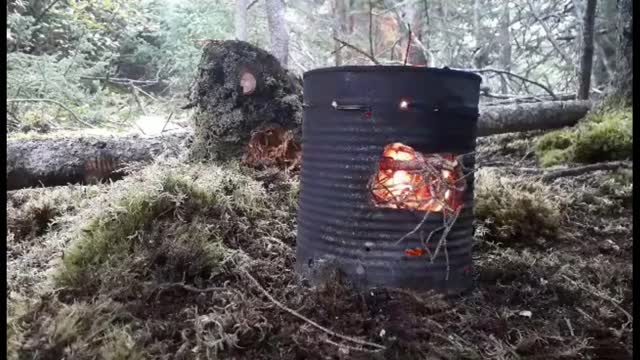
[474,168,563,245]
[535,106,633,167]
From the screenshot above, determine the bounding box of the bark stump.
[187,40,303,161]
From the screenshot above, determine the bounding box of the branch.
[526,0,576,70]
[247,0,260,10]
[240,268,385,351]
[332,37,381,65]
[6,98,95,128]
[33,0,63,26]
[454,67,557,99]
[541,161,631,182]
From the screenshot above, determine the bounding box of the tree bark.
[187,40,302,162]
[609,0,632,104]
[235,0,248,41]
[577,0,597,99]
[265,0,290,67]
[478,100,591,136]
[333,0,348,66]
[7,101,592,189]
[498,1,512,94]
[6,131,191,190]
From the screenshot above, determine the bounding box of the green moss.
[535,106,632,167]
[53,162,275,293]
[475,169,562,244]
[573,110,633,163]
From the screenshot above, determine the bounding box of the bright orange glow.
[370,143,462,212]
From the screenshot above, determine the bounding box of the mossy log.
[187,40,303,161]
[6,131,190,190]
[478,100,591,136]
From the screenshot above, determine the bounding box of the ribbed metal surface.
[296,66,481,294]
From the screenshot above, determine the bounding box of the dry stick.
[240,268,386,351]
[395,211,431,245]
[161,111,175,133]
[324,338,382,353]
[541,161,632,182]
[7,98,95,128]
[561,274,632,323]
[333,37,381,65]
[403,24,412,66]
[454,68,557,99]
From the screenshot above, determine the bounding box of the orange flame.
[371,143,460,212]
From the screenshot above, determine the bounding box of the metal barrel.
[296,66,481,294]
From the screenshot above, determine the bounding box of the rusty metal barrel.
[296,66,481,294]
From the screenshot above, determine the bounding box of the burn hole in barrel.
[369,142,466,213]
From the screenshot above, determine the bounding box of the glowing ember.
[370,143,464,212]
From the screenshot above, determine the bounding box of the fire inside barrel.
[370,143,465,213]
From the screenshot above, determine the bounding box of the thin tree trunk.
[577,0,597,99]
[235,0,248,41]
[609,0,632,104]
[333,0,348,66]
[265,0,290,67]
[498,1,511,94]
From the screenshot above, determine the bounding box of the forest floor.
[6,130,633,359]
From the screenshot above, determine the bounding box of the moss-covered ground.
[7,125,633,359]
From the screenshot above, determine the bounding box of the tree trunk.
[6,131,191,190]
[333,0,348,66]
[577,0,598,99]
[498,1,511,94]
[265,0,289,67]
[7,101,592,189]
[478,100,591,136]
[186,40,302,162]
[609,0,632,104]
[235,0,248,41]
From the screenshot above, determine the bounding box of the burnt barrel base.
[297,65,481,294]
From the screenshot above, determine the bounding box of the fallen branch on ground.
[240,267,386,351]
[541,161,631,182]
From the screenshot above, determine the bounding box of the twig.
[561,274,632,323]
[454,67,557,99]
[564,318,575,337]
[333,37,381,65]
[247,0,260,9]
[395,211,431,245]
[241,268,385,351]
[156,282,225,293]
[161,111,175,133]
[324,338,383,353]
[7,98,95,128]
[541,161,632,182]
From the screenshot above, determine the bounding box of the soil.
[6,131,633,359]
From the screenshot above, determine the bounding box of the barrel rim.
[303,65,482,83]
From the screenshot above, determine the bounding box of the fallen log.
[6,131,191,190]
[477,100,591,136]
[6,100,590,190]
